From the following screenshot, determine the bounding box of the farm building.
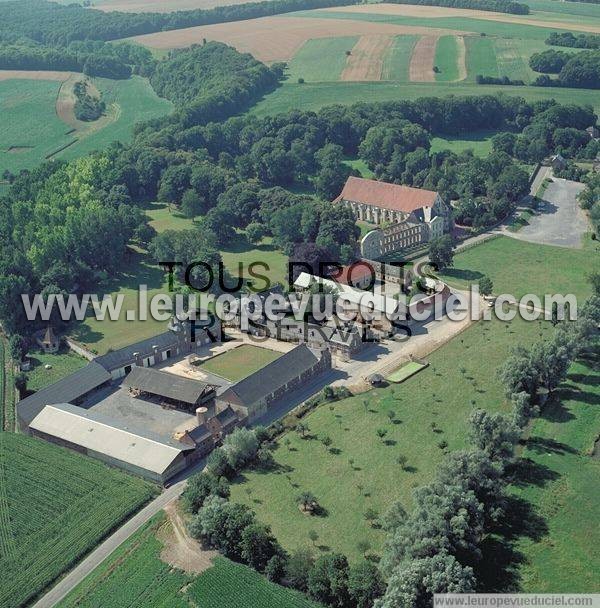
[29,403,194,484]
[218,344,331,420]
[334,176,450,258]
[122,366,216,411]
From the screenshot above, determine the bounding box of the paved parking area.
[507,177,587,249]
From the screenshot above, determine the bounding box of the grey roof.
[187,423,213,443]
[30,403,192,475]
[216,405,238,426]
[95,331,178,372]
[17,361,111,428]
[122,366,214,405]
[221,344,320,406]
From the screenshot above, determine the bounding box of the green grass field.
[253,81,600,118]
[438,236,597,303]
[196,344,282,382]
[0,432,157,608]
[430,129,496,156]
[25,346,87,392]
[382,34,419,81]
[288,37,358,83]
[434,35,461,82]
[387,360,427,383]
[229,315,553,561]
[511,351,600,592]
[0,76,172,175]
[58,514,322,608]
[465,36,498,81]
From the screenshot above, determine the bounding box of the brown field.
[321,3,600,34]
[341,34,393,81]
[128,15,464,62]
[94,0,259,12]
[409,35,438,82]
[0,70,75,81]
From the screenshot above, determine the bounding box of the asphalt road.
[506,176,588,249]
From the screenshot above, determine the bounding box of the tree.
[181,472,230,514]
[377,553,475,608]
[246,222,265,244]
[376,428,388,441]
[478,275,493,297]
[286,548,314,591]
[381,500,407,532]
[297,422,309,438]
[297,492,319,514]
[181,189,204,219]
[314,143,353,200]
[308,529,319,546]
[428,235,454,270]
[8,334,28,362]
[364,508,378,525]
[240,523,281,571]
[396,454,408,470]
[265,554,287,583]
[14,372,27,394]
[347,561,385,608]
[205,448,233,479]
[320,435,333,451]
[469,409,518,464]
[222,427,259,471]
[307,553,351,608]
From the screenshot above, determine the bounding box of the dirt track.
[341,34,393,81]
[0,70,74,81]
[456,35,467,81]
[409,35,438,82]
[128,15,464,62]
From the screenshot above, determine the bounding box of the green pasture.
[388,360,427,383]
[25,346,87,392]
[430,129,496,156]
[434,35,461,82]
[0,432,156,608]
[288,37,358,83]
[465,36,498,80]
[229,316,553,561]
[253,80,600,117]
[438,236,597,303]
[0,76,171,176]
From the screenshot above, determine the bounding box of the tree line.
[0,0,356,47]
[532,50,600,89]
[546,32,600,50]
[387,0,529,14]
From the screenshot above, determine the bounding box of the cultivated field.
[229,315,554,560]
[0,432,157,608]
[196,344,282,382]
[288,36,358,82]
[57,514,322,608]
[93,0,264,11]
[0,75,172,175]
[434,35,466,82]
[341,34,393,81]
[128,15,463,62]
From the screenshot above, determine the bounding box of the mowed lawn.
[0,76,172,176]
[288,36,358,82]
[430,129,495,156]
[0,432,157,608]
[229,315,553,561]
[197,344,282,382]
[25,347,87,392]
[438,236,597,303]
[511,351,600,592]
[57,514,321,608]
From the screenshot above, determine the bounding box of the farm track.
[455,35,467,81]
[409,35,439,82]
[341,34,394,81]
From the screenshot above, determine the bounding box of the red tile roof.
[332,262,375,286]
[336,176,438,213]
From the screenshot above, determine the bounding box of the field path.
[341,34,394,81]
[409,35,439,82]
[456,35,467,81]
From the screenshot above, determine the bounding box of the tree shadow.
[524,436,578,456]
[476,535,524,593]
[509,457,560,488]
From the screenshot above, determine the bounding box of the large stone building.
[334,176,450,258]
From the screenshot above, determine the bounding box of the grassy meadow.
[0,432,157,608]
[196,344,282,382]
[229,315,553,561]
[0,76,171,175]
[434,35,461,82]
[25,346,87,392]
[430,130,495,156]
[57,514,322,608]
[288,37,358,83]
[438,236,597,303]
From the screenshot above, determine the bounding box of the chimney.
[196,406,208,425]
